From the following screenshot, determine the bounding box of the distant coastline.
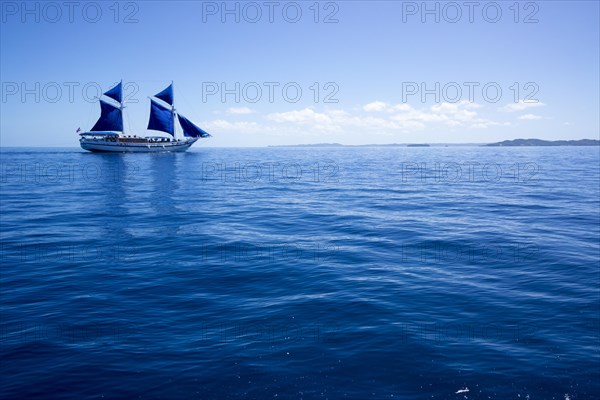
[269,139,599,148]
[269,143,481,147]
[485,139,599,146]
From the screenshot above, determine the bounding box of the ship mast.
[119,79,125,137]
[171,80,176,140]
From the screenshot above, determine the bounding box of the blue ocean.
[1,146,599,399]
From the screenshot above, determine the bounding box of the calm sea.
[1,146,599,399]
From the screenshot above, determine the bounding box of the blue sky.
[1,0,598,146]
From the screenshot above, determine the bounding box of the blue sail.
[148,99,174,135]
[104,81,122,103]
[90,100,123,132]
[155,84,173,106]
[177,114,210,138]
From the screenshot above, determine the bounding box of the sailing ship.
[79,81,210,152]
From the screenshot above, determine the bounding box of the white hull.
[80,138,198,153]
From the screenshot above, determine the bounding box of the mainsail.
[91,99,123,132]
[90,82,123,132]
[148,99,175,135]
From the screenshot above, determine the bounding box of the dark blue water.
[1,146,599,399]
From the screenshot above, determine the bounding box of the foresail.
[155,84,174,106]
[103,81,123,104]
[148,99,174,135]
[177,114,210,138]
[90,100,123,132]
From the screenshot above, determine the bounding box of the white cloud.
[431,100,481,113]
[204,119,264,133]
[361,100,486,128]
[267,108,342,132]
[268,108,386,132]
[469,121,505,129]
[267,108,331,124]
[500,100,546,112]
[209,99,511,138]
[426,101,495,128]
[518,114,543,120]
[363,101,389,112]
[266,101,499,133]
[226,107,255,115]
[393,103,413,112]
[363,102,418,113]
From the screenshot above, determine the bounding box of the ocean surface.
[1,146,599,399]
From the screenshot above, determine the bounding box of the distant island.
[269,139,599,147]
[486,139,599,146]
[270,143,466,147]
[269,143,346,147]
